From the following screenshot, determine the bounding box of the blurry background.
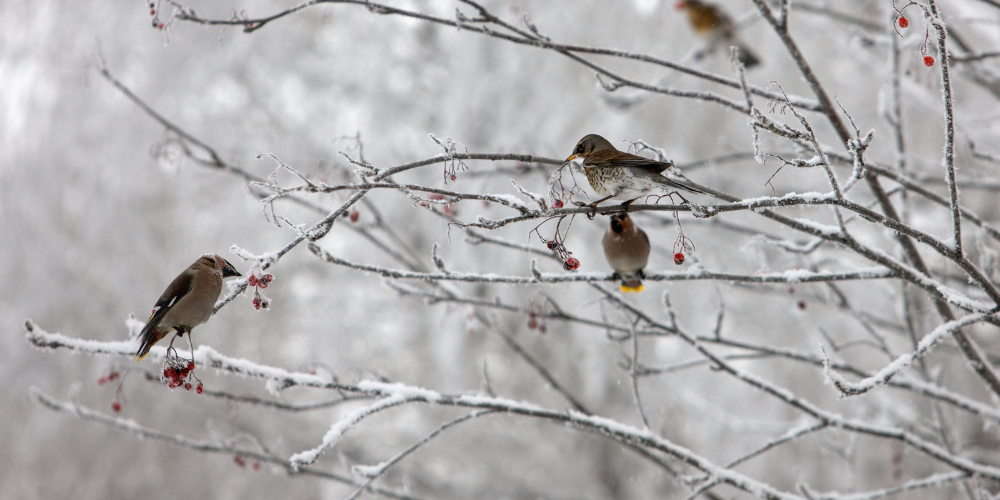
[4,0,1000,498]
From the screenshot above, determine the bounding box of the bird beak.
[566,154,579,162]
[222,259,242,278]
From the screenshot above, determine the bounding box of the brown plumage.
[676,0,761,69]
[136,254,241,361]
[566,134,704,209]
[603,213,651,292]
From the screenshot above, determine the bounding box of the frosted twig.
[345,411,496,500]
[928,1,962,258]
[30,388,426,500]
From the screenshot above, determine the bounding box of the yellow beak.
[566,154,579,162]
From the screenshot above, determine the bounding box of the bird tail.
[620,278,644,293]
[136,322,160,361]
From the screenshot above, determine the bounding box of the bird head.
[609,213,633,234]
[204,254,242,278]
[566,134,616,162]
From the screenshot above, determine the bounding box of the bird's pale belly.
[585,167,662,201]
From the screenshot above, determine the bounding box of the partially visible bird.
[136,254,242,361]
[566,134,705,210]
[603,213,651,292]
[676,0,761,69]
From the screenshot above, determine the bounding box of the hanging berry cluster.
[893,2,935,67]
[97,369,126,412]
[164,360,204,393]
[544,239,580,271]
[527,298,548,333]
[148,1,165,30]
[247,268,274,310]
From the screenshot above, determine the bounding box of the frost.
[489,193,529,210]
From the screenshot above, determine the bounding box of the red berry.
[528,318,538,329]
[349,210,359,223]
[253,462,261,471]
[157,23,164,29]
[184,382,192,391]
[253,297,261,310]
[196,385,203,394]
[248,275,259,287]
[797,300,807,310]
[552,200,564,209]
[150,9,156,15]
[546,240,557,250]
[234,455,246,467]
[112,401,122,412]
[674,252,685,265]
[897,16,908,28]
[108,372,120,380]
[187,362,195,371]
[164,368,176,378]
[924,55,935,67]
[564,257,580,271]
[97,377,107,385]
[450,174,457,182]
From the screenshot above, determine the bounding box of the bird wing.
[136,269,196,359]
[585,150,674,174]
[627,166,707,195]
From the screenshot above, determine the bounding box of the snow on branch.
[824,312,990,396]
[30,388,424,500]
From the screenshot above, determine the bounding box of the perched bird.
[676,0,761,68]
[136,254,242,361]
[566,134,705,209]
[603,213,651,292]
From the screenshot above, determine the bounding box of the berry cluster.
[527,298,548,333]
[97,369,126,412]
[233,454,261,470]
[248,271,273,310]
[96,371,120,385]
[894,7,935,67]
[164,360,203,393]
[545,239,580,271]
[148,1,165,30]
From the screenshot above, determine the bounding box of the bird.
[676,0,761,69]
[603,213,651,292]
[565,134,705,210]
[136,254,242,361]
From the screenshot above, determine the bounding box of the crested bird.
[566,134,705,210]
[676,0,761,69]
[603,213,651,292]
[136,254,241,361]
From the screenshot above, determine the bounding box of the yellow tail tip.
[620,284,644,293]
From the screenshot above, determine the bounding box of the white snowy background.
[4,0,1000,498]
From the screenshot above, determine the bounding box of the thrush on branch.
[565,134,704,211]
